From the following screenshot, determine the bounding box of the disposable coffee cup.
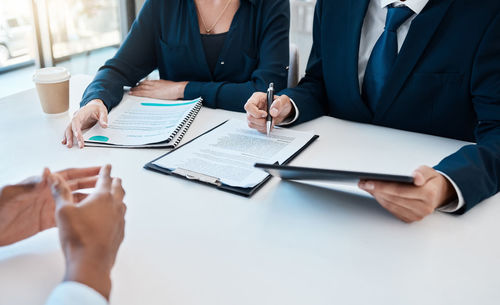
[33,67,71,115]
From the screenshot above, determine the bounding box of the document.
[152,119,317,188]
[83,95,202,147]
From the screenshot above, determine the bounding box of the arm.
[183,0,290,112]
[434,13,500,213]
[81,0,159,111]
[279,0,329,124]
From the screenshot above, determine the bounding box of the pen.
[266,82,274,136]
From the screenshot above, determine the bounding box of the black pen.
[266,83,274,136]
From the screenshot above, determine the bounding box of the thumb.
[51,174,73,209]
[412,166,436,187]
[269,96,287,118]
[98,106,108,128]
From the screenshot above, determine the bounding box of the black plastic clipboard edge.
[254,164,414,184]
[144,121,320,197]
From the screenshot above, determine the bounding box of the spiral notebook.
[83,95,202,148]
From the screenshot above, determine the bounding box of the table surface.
[1,75,499,305]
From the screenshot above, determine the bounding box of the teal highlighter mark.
[141,100,199,107]
[89,136,109,142]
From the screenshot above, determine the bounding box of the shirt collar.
[379,0,429,15]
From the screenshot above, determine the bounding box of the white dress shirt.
[45,282,107,305]
[287,0,465,212]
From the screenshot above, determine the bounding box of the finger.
[269,96,291,124]
[51,174,73,209]
[246,114,267,128]
[379,192,434,218]
[72,192,89,203]
[413,166,436,187]
[129,90,153,98]
[248,121,267,134]
[359,180,424,201]
[375,195,417,223]
[98,107,108,128]
[96,164,112,190]
[57,167,101,180]
[41,168,51,187]
[111,178,125,202]
[71,122,85,149]
[68,176,99,191]
[244,93,268,118]
[65,125,73,148]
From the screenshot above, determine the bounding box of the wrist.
[177,82,188,99]
[437,175,458,208]
[64,251,113,300]
[88,99,105,108]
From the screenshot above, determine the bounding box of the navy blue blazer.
[81,0,289,112]
[282,0,500,213]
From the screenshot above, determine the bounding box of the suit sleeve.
[183,0,290,112]
[80,0,159,111]
[434,13,500,213]
[278,0,329,124]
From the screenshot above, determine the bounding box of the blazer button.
[220,61,225,65]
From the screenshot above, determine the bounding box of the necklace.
[196,0,233,34]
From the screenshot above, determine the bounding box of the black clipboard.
[144,121,319,197]
[254,164,414,184]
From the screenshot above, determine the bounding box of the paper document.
[83,95,202,147]
[152,119,317,188]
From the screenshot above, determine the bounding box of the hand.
[0,167,101,246]
[62,99,108,149]
[52,164,126,301]
[358,166,457,223]
[244,92,294,133]
[129,79,188,100]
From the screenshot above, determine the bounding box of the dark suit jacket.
[282,0,500,213]
[81,0,289,112]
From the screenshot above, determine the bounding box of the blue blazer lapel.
[374,0,455,121]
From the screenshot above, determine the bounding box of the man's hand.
[52,164,126,301]
[244,92,294,133]
[129,80,188,100]
[0,167,101,246]
[358,166,457,223]
[63,99,109,149]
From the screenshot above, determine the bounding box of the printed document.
[83,95,201,147]
[152,119,316,188]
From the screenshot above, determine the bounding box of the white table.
[1,75,499,305]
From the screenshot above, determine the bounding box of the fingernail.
[364,182,375,190]
[270,108,278,116]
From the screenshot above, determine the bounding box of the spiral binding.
[170,100,203,147]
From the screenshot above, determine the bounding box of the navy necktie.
[362,5,414,111]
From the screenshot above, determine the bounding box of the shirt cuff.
[436,171,465,213]
[277,98,299,126]
[45,282,108,305]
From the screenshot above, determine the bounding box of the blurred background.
[0,0,316,99]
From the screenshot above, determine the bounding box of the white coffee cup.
[33,67,71,114]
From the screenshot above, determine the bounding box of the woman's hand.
[129,80,188,100]
[0,167,101,246]
[62,99,108,149]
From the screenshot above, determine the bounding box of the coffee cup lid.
[33,67,71,84]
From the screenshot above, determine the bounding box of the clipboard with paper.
[144,119,319,196]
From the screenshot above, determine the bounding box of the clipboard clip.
[173,168,222,187]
